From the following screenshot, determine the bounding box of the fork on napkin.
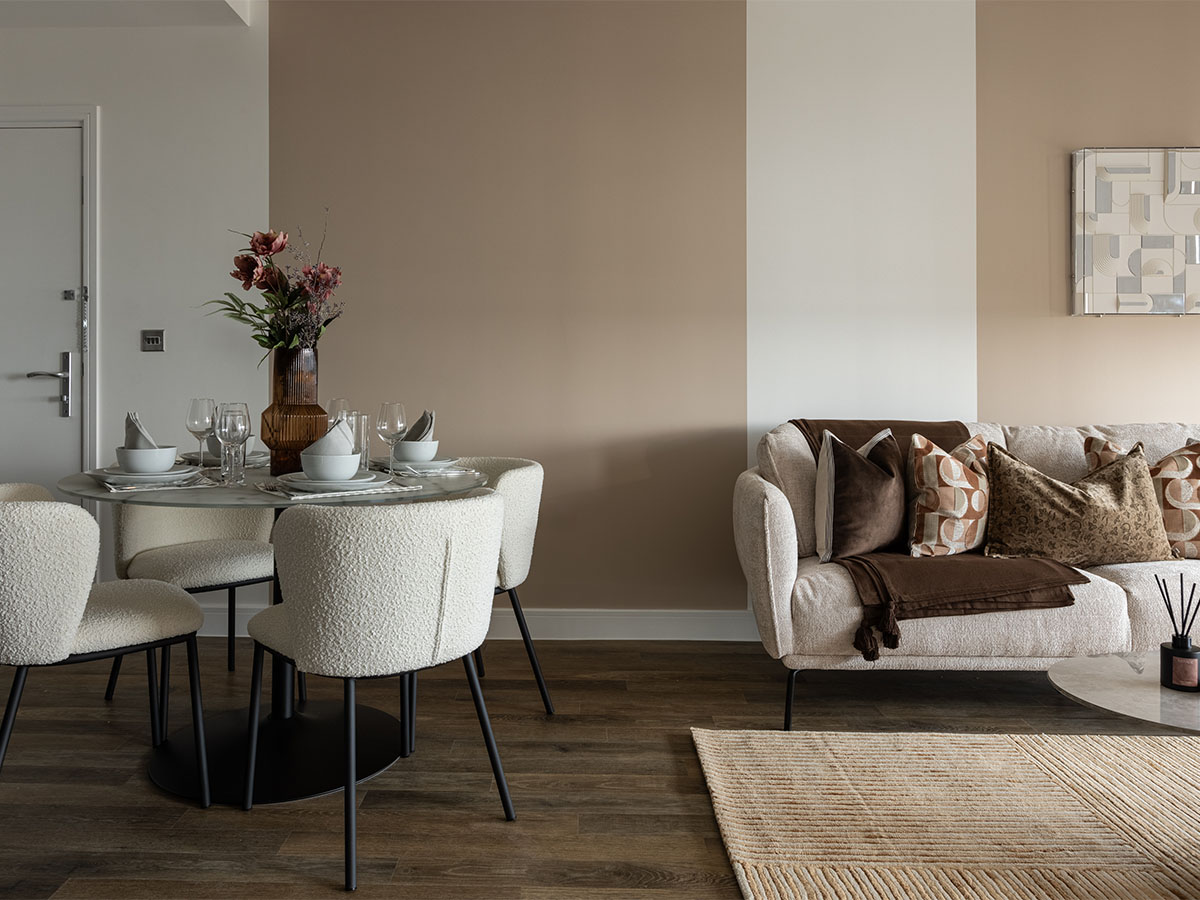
[103,474,218,493]
[255,482,422,501]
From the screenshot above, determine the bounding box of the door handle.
[24,352,72,417]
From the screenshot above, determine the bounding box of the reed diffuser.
[1157,573,1200,692]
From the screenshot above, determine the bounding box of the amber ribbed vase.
[260,348,327,475]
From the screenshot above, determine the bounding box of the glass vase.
[260,348,327,475]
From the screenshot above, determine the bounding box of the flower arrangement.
[206,226,344,361]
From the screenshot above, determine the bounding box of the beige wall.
[270,1,747,611]
[978,0,1200,425]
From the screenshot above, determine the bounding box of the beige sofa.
[734,422,1200,718]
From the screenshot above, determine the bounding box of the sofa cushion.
[1084,436,1200,559]
[1001,424,1199,484]
[815,429,905,562]
[985,443,1173,567]
[757,422,1002,561]
[908,433,989,557]
[1087,560,1200,652]
[788,557,1130,658]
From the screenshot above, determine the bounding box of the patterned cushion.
[985,442,1173,567]
[1084,436,1200,559]
[908,434,989,557]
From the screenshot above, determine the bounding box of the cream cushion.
[114,505,273,579]
[126,539,273,589]
[251,490,504,678]
[1086,559,1200,653]
[72,580,203,655]
[785,557,1130,660]
[1001,423,1197,484]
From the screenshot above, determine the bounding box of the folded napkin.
[124,412,158,449]
[305,418,355,455]
[255,481,421,501]
[403,409,435,442]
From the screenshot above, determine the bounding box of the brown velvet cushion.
[815,429,905,562]
[985,442,1173,567]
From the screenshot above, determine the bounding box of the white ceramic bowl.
[301,453,360,482]
[115,446,178,474]
[392,440,439,462]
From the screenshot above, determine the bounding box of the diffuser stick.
[1158,575,1180,634]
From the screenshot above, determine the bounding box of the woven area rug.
[693,728,1200,900]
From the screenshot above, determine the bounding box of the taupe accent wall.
[270,1,747,611]
[977,0,1200,424]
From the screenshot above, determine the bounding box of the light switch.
[141,330,164,352]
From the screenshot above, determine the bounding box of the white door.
[0,126,86,497]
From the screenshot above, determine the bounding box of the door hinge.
[80,286,89,353]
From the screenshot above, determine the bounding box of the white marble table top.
[1048,652,1200,733]
[58,467,487,508]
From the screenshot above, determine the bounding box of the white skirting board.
[197,602,760,642]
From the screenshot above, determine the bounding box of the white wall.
[746,0,978,460]
[0,6,269,596]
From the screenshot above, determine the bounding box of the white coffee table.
[1048,652,1200,732]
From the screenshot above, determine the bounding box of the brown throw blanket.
[790,419,1085,661]
[840,553,1087,660]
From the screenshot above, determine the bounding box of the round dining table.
[58,465,488,807]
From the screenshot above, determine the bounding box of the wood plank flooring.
[0,639,1181,899]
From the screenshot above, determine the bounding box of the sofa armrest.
[733,468,797,659]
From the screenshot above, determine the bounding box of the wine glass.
[327,397,351,427]
[376,402,407,476]
[186,398,216,465]
[216,402,251,485]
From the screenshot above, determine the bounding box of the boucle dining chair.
[0,483,53,502]
[104,505,274,710]
[457,457,554,714]
[0,499,211,807]
[242,491,513,892]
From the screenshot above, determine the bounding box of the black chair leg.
[345,677,357,892]
[463,654,515,821]
[227,586,237,672]
[104,655,121,701]
[159,644,171,737]
[473,646,485,678]
[185,635,211,809]
[243,642,264,810]
[146,649,162,747]
[784,668,798,732]
[398,672,411,759]
[508,588,553,714]
[0,666,29,772]
[408,671,417,756]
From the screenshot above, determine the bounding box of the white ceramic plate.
[89,465,200,486]
[278,471,385,492]
[180,450,270,467]
[372,457,460,472]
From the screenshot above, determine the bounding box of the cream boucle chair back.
[0,483,53,502]
[271,489,504,677]
[0,501,100,666]
[113,506,274,578]
[457,458,542,590]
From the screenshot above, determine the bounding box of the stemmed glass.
[216,402,251,485]
[327,397,351,427]
[376,402,407,477]
[185,398,216,465]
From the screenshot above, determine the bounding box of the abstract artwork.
[1073,148,1200,314]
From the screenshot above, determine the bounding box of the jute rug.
[693,728,1200,900]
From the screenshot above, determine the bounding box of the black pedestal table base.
[148,701,402,806]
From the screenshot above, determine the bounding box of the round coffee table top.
[1048,652,1200,733]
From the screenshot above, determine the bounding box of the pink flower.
[250,230,289,256]
[255,265,288,294]
[230,254,263,290]
[300,262,342,302]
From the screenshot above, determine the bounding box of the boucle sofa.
[734,422,1200,697]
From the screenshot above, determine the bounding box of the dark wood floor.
[0,638,1180,899]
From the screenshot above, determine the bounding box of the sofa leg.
[783,669,798,732]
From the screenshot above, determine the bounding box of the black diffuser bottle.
[1157,574,1200,692]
